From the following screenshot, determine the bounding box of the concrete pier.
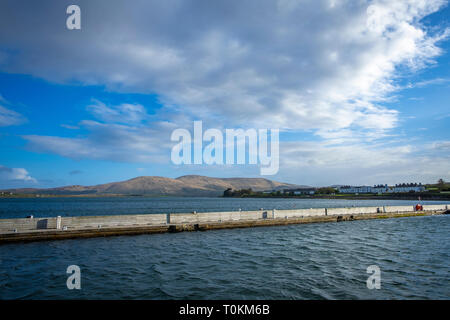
[0,204,448,244]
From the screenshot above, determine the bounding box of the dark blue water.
[1,197,449,218]
[1,214,449,299]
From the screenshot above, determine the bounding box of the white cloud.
[0,165,37,184]
[23,100,177,163]
[1,0,449,185]
[24,112,177,164]
[23,125,171,164]
[60,124,80,130]
[87,100,150,124]
[0,94,27,126]
[432,141,450,151]
[0,105,26,127]
[276,140,450,185]
[407,77,450,88]
[0,0,447,134]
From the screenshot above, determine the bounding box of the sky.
[0,0,449,189]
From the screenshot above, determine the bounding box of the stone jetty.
[0,204,448,243]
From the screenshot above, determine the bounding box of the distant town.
[284,183,426,195]
[224,179,450,200]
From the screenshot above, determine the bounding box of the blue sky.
[0,0,449,188]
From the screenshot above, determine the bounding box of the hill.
[1,175,305,197]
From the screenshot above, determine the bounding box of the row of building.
[336,183,426,194]
[282,183,426,195]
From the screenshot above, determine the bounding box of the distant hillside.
[2,175,306,197]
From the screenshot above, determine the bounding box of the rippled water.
[1,197,449,218]
[1,214,449,299]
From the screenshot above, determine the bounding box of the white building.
[387,183,426,193]
[338,183,425,194]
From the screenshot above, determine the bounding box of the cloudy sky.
[0,0,449,188]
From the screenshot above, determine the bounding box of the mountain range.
[2,175,306,197]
